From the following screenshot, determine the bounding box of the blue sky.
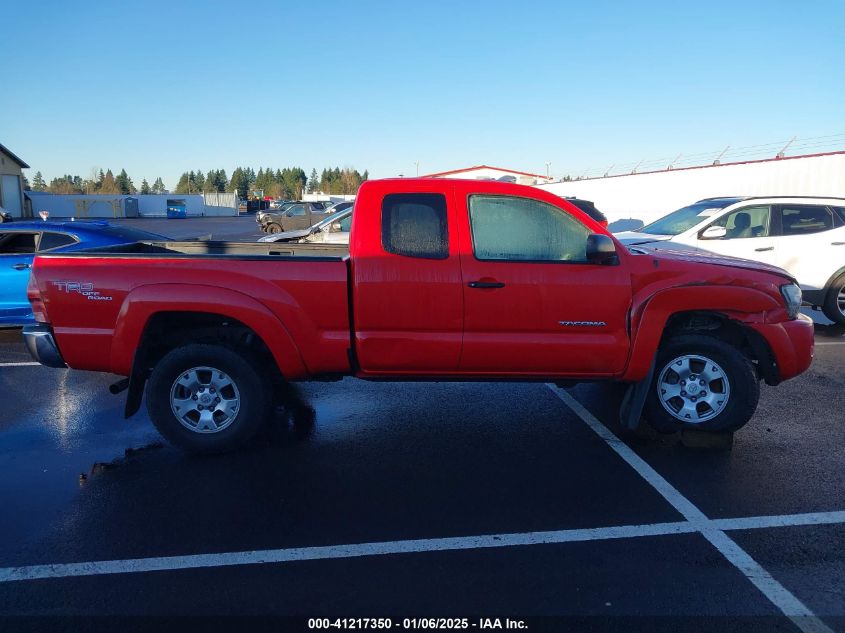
[1,0,843,188]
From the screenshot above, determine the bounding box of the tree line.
[174,166,369,198]
[28,169,166,196]
[27,166,369,199]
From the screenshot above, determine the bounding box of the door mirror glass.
[585,234,618,265]
[330,222,342,232]
[700,225,727,240]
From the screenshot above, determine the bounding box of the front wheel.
[146,344,269,453]
[822,274,845,325]
[644,334,759,434]
[265,223,283,234]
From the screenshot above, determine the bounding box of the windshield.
[640,198,742,236]
[314,208,351,230]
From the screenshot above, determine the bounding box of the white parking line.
[2,508,845,584]
[0,521,700,582]
[814,341,845,346]
[549,386,835,633]
[0,361,40,367]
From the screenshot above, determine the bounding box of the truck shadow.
[814,322,845,338]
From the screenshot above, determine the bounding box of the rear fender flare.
[109,284,307,378]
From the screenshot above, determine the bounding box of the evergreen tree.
[22,174,31,191]
[31,171,47,192]
[140,178,151,194]
[152,177,166,194]
[115,169,135,195]
[100,170,120,194]
[308,168,319,193]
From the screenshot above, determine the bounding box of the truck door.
[351,190,463,373]
[457,193,631,375]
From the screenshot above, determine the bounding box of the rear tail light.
[27,273,48,323]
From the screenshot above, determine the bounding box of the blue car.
[0,221,167,326]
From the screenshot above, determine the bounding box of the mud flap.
[619,357,656,430]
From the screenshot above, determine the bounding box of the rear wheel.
[644,334,759,434]
[822,274,845,325]
[266,223,283,234]
[146,344,269,453]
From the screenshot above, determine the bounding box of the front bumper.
[750,313,815,383]
[22,324,67,368]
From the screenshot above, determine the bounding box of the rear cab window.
[38,232,78,251]
[381,193,448,259]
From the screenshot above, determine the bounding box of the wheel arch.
[624,285,781,384]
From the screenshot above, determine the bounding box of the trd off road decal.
[52,281,113,301]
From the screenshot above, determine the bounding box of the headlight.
[780,283,802,319]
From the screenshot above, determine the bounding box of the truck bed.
[31,240,353,378]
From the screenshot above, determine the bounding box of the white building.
[423,164,555,186]
[0,142,29,218]
[537,151,845,229]
[25,192,238,218]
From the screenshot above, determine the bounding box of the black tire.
[146,344,269,454]
[266,223,283,234]
[822,274,845,325]
[643,334,759,434]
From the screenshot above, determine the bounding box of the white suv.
[616,197,845,324]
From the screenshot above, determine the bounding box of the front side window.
[382,193,448,259]
[338,214,352,232]
[709,206,771,239]
[286,204,306,217]
[469,195,590,262]
[0,232,38,254]
[778,205,833,236]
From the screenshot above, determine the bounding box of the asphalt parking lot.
[0,217,843,632]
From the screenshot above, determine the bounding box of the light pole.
[415,162,419,177]
[545,162,551,179]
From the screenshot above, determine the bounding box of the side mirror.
[585,234,618,265]
[330,222,342,232]
[699,225,727,240]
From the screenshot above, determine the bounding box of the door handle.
[832,242,845,246]
[11,263,31,270]
[468,280,505,289]
[754,247,774,252]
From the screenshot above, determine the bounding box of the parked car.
[616,197,845,324]
[0,209,12,223]
[258,207,353,244]
[257,202,332,233]
[24,179,813,453]
[563,197,608,228]
[1,221,167,326]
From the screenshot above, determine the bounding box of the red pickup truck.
[23,178,814,453]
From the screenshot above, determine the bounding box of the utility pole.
[545,162,551,179]
[415,162,419,177]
